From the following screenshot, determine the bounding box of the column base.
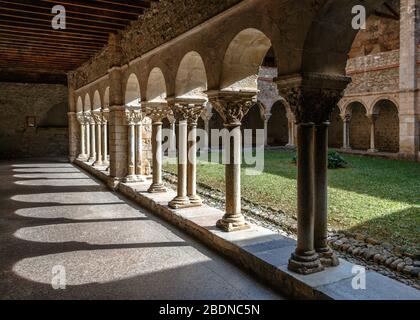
[216,214,250,232]
[102,160,110,167]
[288,251,324,275]
[341,147,352,151]
[169,196,191,209]
[93,160,104,167]
[135,175,147,182]
[368,149,378,153]
[77,154,88,161]
[188,194,203,207]
[123,175,138,183]
[148,183,167,193]
[88,157,96,163]
[317,247,340,267]
[285,143,296,149]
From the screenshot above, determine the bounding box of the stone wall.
[71,0,243,88]
[0,83,68,159]
[349,103,370,150]
[329,108,343,148]
[375,101,400,152]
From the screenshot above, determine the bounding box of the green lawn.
[164,150,420,253]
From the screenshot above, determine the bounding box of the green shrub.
[291,151,347,169]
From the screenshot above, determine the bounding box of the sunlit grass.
[164,150,420,252]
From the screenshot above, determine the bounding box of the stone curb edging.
[73,160,420,300]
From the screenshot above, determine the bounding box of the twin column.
[277,74,349,274]
[77,111,109,166]
[124,109,145,182]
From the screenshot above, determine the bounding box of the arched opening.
[125,74,141,107]
[146,68,167,102]
[242,103,264,148]
[175,51,207,99]
[373,99,399,153]
[329,107,343,148]
[348,102,370,151]
[104,87,110,109]
[93,90,101,111]
[267,100,288,147]
[76,97,83,113]
[84,94,91,112]
[221,28,272,91]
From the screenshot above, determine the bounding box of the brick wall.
[0,82,68,159]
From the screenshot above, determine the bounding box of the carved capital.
[102,110,110,123]
[142,103,171,123]
[92,112,103,125]
[170,103,205,125]
[276,73,351,124]
[77,113,86,125]
[207,91,257,127]
[125,109,143,126]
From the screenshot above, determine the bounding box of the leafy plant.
[291,151,348,169]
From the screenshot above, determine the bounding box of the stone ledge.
[73,159,420,300]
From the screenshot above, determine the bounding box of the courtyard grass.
[163,150,420,253]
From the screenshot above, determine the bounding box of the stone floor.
[0,159,283,300]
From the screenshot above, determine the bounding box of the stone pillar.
[93,112,103,167]
[88,113,96,163]
[67,79,78,162]
[85,113,91,159]
[208,91,255,232]
[76,113,88,160]
[399,0,419,160]
[108,33,128,182]
[341,113,351,150]
[102,110,109,166]
[263,113,271,147]
[124,109,138,182]
[368,114,378,153]
[277,73,350,274]
[286,112,296,148]
[168,116,177,157]
[169,103,190,209]
[143,103,170,193]
[135,116,144,179]
[314,122,339,267]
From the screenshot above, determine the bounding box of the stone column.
[341,113,351,150]
[85,113,91,159]
[263,113,271,147]
[169,103,190,209]
[168,116,177,157]
[187,103,205,206]
[286,112,296,148]
[76,113,88,160]
[368,114,378,153]
[93,112,103,167]
[87,113,96,163]
[314,122,339,267]
[67,79,78,162]
[135,116,144,179]
[143,103,170,193]
[208,91,255,232]
[277,73,350,274]
[102,110,110,166]
[124,109,138,182]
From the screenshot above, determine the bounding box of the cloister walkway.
[0,159,282,300]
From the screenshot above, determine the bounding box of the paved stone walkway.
[0,159,282,300]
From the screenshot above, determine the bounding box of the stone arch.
[93,90,101,111]
[175,51,208,98]
[146,67,167,102]
[103,87,110,109]
[348,102,370,151]
[76,97,83,113]
[302,0,390,75]
[220,28,272,91]
[372,99,400,153]
[125,73,141,107]
[343,99,368,116]
[84,93,91,112]
[329,107,343,148]
[267,100,289,147]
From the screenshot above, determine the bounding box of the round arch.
[220,28,272,91]
[373,99,399,153]
[267,100,289,147]
[146,68,167,102]
[125,73,141,107]
[103,87,110,109]
[348,101,370,150]
[84,93,91,112]
[93,90,101,111]
[175,51,208,98]
[76,97,83,113]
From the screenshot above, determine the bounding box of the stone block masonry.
[0,82,69,159]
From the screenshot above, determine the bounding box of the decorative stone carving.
[142,103,171,123]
